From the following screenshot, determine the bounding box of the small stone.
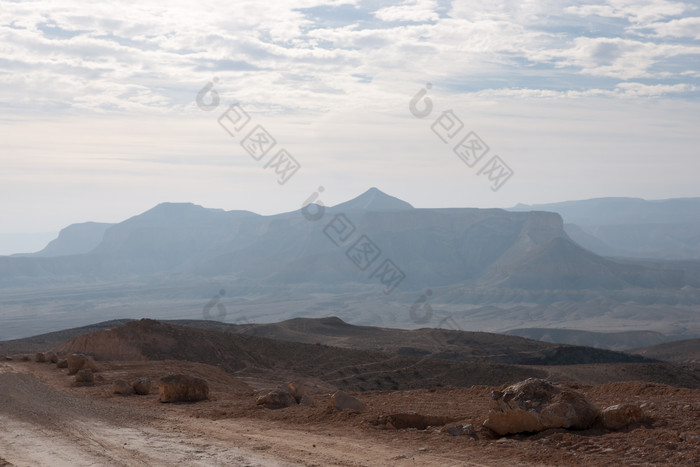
[158,374,209,403]
[74,369,95,384]
[256,389,297,409]
[113,379,133,395]
[599,404,644,430]
[299,394,314,407]
[132,378,151,395]
[445,424,475,437]
[329,390,366,413]
[67,354,98,375]
[287,381,306,403]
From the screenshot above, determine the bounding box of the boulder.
[56,359,68,369]
[598,404,644,430]
[256,389,297,409]
[158,374,209,403]
[287,381,307,403]
[329,390,366,413]
[67,354,98,375]
[483,378,599,435]
[74,369,95,384]
[35,352,46,363]
[46,352,58,364]
[132,378,151,395]
[113,379,134,395]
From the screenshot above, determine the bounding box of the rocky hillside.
[42,319,700,390]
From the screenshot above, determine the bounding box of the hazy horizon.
[2,189,700,256]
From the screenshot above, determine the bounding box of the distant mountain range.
[1,189,697,291]
[511,197,700,260]
[0,189,698,343]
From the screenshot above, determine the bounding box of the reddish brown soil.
[1,359,698,466]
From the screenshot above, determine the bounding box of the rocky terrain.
[1,318,699,465]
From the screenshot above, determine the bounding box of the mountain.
[511,197,700,260]
[14,222,113,258]
[91,203,258,275]
[0,189,699,341]
[330,187,414,211]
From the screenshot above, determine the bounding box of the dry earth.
[1,359,699,466]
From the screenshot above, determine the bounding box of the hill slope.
[633,338,700,365]
[44,319,700,389]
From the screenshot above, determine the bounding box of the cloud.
[566,0,690,24]
[0,0,698,118]
[374,0,440,23]
[645,16,700,39]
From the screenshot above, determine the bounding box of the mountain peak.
[331,188,414,212]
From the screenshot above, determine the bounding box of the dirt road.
[0,364,292,466]
[0,362,486,466]
[2,359,699,466]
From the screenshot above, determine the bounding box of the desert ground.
[1,356,699,467]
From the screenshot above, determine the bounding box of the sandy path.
[0,363,487,466]
[0,364,287,466]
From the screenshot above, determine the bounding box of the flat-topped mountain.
[1,189,698,342]
[1,189,692,292]
[512,197,700,260]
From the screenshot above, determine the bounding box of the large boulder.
[158,374,209,403]
[329,390,366,413]
[132,378,151,395]
[35,352,46,363]
[46,352,58,364]
[483,378,599,435]
[56,359,68,369]
[256,389,297,409]
[598,404,644,430]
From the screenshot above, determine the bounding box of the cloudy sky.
[1,0,699,253]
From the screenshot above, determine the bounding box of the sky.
[0,0,699,254]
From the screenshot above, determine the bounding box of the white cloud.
[645,16,700,39]
[566,0,690,24]
[374,0,439,22]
